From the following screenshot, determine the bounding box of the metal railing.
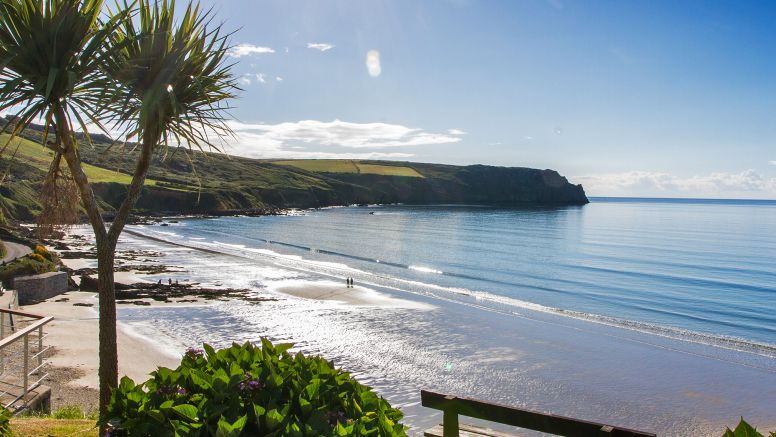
[0,308,53,409]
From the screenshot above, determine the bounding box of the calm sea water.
[112,198,776,435]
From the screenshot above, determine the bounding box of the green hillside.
[0,122,588,222]
[0,133,160,185]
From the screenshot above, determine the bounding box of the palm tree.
[97,0,237,417]
[0,0,237,418]
[0,0,128,416]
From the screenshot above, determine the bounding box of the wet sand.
[273,280,431,309]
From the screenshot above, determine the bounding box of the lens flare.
[366,50,381,77]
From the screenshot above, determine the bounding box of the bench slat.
[421,390,655,437]
[424,423,525,437]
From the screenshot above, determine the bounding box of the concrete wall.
[14,272,68,304]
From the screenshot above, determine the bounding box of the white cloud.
[307,42,335,52]
[575,170,776,198]
[523,136,534,141]
[221,119,461,159]
[366,50,381,77]
[276,76,283,82]
[448,129,466,135]
[228,43,275,58]
[240,73,270,85]
[770,160,776,166]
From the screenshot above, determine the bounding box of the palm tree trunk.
[52,108,119,424]
[95,238,118,418]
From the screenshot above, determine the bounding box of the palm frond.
[105,0,239,153]
[0,0,113,146]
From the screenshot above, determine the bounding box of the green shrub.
[102,339,407,436]
[0,405,10,435]
[723,418,776,437]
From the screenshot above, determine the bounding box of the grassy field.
[0,134,157,186]
[356,163,423,177]
[10,418,98,436]
[273,159,424,178]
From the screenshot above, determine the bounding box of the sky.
[196,0,776,198]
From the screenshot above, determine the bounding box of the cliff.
[0,124,587,221]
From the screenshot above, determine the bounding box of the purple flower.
[156,384,187,397]
[184,348,204,360]
[238,374,263,394]
[326,410,347,426]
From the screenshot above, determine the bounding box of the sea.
[104,197,776,436]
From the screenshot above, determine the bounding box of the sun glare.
[366,49,381,77]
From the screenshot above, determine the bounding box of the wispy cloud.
[222,119,461,159]
[240,73,283,85]
[769,160,776,166]
[576,170,776,198]
[523,136,534,141]
[228,43,275,58]
[240,73,265,85]
[448,129,466,135]
[307,42,335,52]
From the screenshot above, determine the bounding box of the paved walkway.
[1,241,32,264]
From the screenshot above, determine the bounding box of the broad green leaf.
[172,404,199,421]
[265,408,285,431]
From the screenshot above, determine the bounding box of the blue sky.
[197,0,776,198]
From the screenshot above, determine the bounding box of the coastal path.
[1,241,32,264]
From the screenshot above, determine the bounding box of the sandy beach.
[19,291,181,411]
[32,238,214,410]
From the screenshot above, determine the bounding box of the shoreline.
[21,292,182,412]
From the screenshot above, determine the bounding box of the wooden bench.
[421,390,656,437]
